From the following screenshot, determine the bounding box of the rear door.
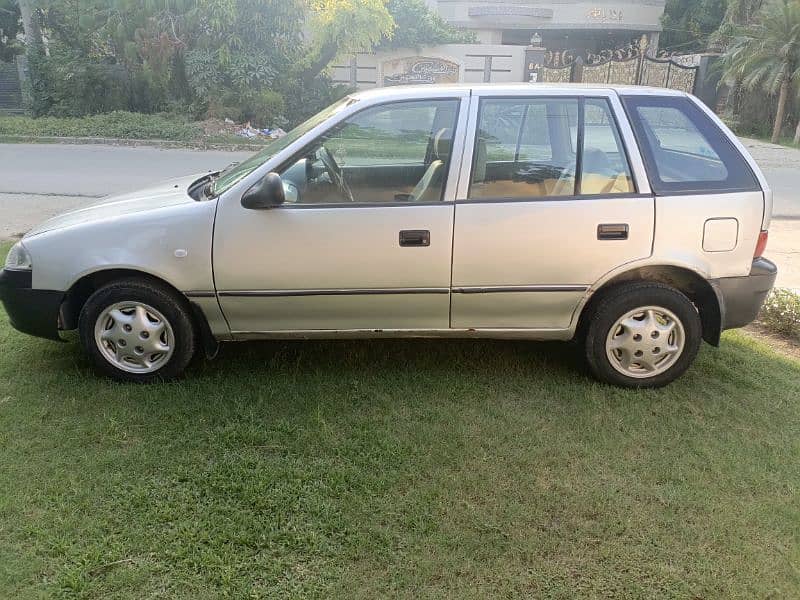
[450,90,654,330]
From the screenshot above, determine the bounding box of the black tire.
[78,278,196,383]
[584,282,702,388]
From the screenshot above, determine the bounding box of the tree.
[721,0,800,143]
[303,0,394,83]
[379,0,475,49]
[16,0,42,51]
[660,0,727,52]
[0,0,22,61]
[20,0,473,123]
[711,0,765,49]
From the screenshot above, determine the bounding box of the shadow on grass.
[5,327,800,425]
[3,331,636,418]
[36,330,582,382]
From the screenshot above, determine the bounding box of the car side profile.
[0,84,777,387]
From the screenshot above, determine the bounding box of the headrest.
[433,128,451,160]
[582,147,611,173]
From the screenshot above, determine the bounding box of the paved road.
[739,138,800,219]
[0,143,253,239]
[0,143,253,198]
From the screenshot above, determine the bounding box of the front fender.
[23,201,217,295]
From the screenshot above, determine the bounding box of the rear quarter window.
[621,95,759,194]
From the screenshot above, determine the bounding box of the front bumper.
[0,269,64,341]
[715,257,778,331]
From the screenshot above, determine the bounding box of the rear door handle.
[399,230,430,247]
[597,223,629,240]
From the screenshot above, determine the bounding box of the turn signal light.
[754,230,768,258]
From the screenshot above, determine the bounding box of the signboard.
[468,6,553,18]
[382,57,460,86]
[587,8,624,22]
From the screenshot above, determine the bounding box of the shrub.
[758,288,800,340]
[28,43,164,117]
[209,89,287,128]
[0,112,202,141]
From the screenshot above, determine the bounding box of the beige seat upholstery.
[410,128,449,203]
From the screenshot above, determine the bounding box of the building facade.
[331,1,669,91]
[425,0,664,56]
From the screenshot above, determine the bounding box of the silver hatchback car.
[0,84,777,387]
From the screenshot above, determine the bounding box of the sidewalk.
[738,138,799,289]
[768,218,799,290]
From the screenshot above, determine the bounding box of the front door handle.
[597,223,629,240]
[399,230,430,247]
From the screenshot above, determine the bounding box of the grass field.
[1,241,799,598]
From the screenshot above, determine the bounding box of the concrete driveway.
[0,139,798,287]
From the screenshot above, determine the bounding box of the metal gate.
[538,49,699,94]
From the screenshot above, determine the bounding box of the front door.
[213,98,463,334]
[451,94,655,330]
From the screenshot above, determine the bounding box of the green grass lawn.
[1,242,799,598]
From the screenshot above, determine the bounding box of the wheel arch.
[60,268,218,356]
[575,264,722,346]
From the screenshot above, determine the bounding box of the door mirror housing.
[241,172,286,209]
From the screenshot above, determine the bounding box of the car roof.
[348,83,688,102]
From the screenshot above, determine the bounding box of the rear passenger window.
[622,95,759,194]
[469,97,634,200]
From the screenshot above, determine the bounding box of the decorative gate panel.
[607,59,639,85]
[540,55,697,93]
[539,65,572,83]
[665,62,697,93]
[640,59,669,87]
[580,62,607,84]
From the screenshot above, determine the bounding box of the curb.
[0,134,266,152]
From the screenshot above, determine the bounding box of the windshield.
[212,97,356,195]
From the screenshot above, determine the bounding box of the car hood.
[25,174,210,238]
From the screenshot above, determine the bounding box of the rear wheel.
[79,279,196,382]
[584,283,702,388]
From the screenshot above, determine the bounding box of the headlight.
[4,241,32,271]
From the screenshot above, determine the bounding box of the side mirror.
[241,172,285,209]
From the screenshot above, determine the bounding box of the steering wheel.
[319,146,355,202]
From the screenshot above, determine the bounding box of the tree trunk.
[302,41,340,85]
[772,78,789,144]
[794,118,800,145]
[17,0,43,52]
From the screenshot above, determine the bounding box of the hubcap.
[94,302,174,374]
[605,306,685,379]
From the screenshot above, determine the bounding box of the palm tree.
[710,0,764,50]
[721,0,800,143]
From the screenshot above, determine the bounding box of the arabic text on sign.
[587,8,624,22]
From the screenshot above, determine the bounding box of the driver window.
[279,99,460,205]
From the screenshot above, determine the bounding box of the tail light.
[754,230,768,258]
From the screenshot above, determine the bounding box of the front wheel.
[79,279,197,382]
[584,283,702,388]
